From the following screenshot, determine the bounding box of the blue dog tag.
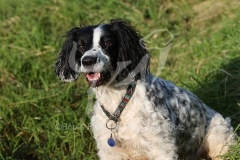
[107,138,116,147]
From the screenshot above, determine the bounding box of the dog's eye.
[104,41,112,47]
[78,44,84,50]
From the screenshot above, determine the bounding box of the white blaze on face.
[91,25,110,64]
[93,26,103,47]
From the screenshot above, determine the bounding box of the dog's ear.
[55,28,81,82]
[110,19,150,80]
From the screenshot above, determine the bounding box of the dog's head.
[55,19,149,87]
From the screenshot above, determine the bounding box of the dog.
[55,19,237,160]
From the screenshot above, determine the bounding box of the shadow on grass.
[193,57,240,134]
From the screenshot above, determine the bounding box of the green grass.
[0,0,239,159]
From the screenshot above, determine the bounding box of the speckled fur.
[91,74,237,160]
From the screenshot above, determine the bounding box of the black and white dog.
[55,19,237,160]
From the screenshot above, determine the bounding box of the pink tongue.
[86,73,100,81]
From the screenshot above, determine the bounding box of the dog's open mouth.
[84,72,111,87]
[85,72,101,81]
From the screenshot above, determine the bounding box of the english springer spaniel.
[55,19,237,160]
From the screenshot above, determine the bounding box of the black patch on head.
[108,19,150,81]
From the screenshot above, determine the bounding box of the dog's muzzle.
[80,47,112,87]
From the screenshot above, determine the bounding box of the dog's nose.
[82,56,97,66]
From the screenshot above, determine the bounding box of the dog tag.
[107,137,116,147]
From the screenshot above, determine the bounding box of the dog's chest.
[91,84,154,158]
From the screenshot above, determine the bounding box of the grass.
[0,0,239,159]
